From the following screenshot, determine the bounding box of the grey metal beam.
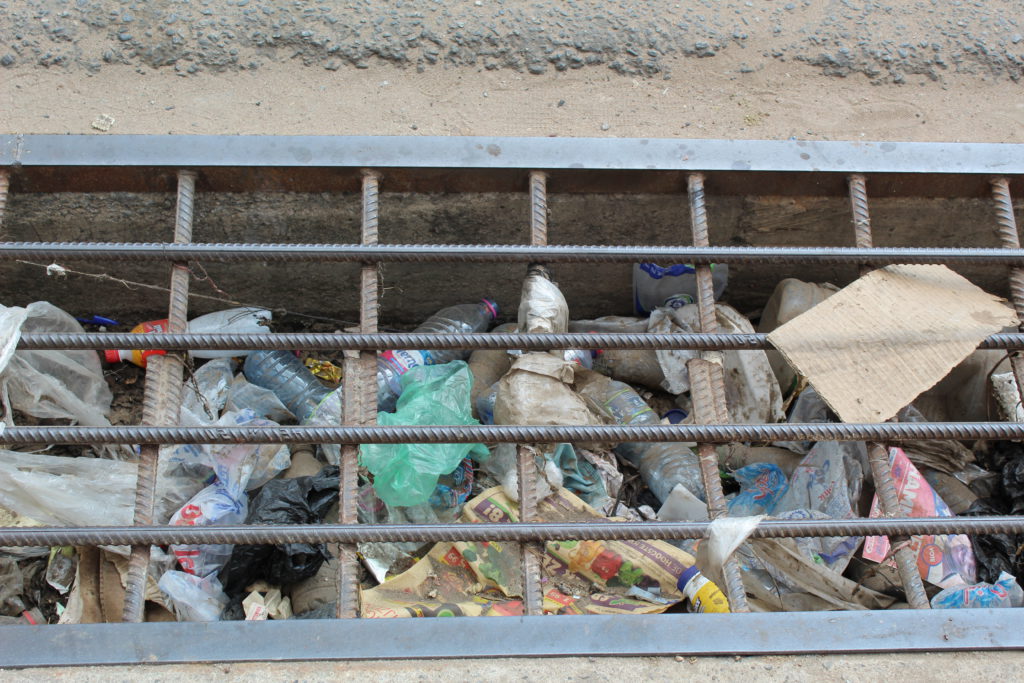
[1,610,1022,667]
[3,135,1023,175]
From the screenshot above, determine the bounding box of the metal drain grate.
[1,135,1024,665]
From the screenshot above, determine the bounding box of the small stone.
[600,122,610,131]
[410,124,418,130]
[0,54,14,67]
[1012,34,1023,44]
[557,99,565,107]
[674,655,684,662]
[117,32,132,41]
[91,113,115,132]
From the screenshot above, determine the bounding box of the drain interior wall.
[1,191,1012,325]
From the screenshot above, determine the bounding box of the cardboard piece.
[767,265,1017,423]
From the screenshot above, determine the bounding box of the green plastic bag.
[360,361,488,507]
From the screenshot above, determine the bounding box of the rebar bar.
[19,331,1024,352]
[519,170,548,616]
[2,516,1022,548]
[0,170,8,229]
[337,170,382,619]
[4,422,1024,445]
[686,173,749,612]
[847,174,930,610]
[991,177,1024,410]
[6,242,1024,265]
[122,170,195,623]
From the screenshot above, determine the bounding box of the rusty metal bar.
[847,174,930,610]
[990,177,1024,408]
[518,170,548,616]
[685,173,749,612]
[122,170,195,622]
[6,516,1024,548]
[6,421,1024,445]
[336,171,382,619]
[5,242,1024,265]
[0,169,8,228]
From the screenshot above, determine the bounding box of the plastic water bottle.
[243,351,332,424]
[377,299,498,411]
[580,375,704,503]
[677,566,730,613]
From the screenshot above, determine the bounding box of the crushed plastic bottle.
[377,299,498,411]
[576,370,704,502]
[243,351,333,424]
[104,307,272,367]
[633,263,728,314]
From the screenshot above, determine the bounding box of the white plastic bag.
[158,570,228,621]
[181,358,237,423]
[518,265,569,334]
[0,302,113,429]
[169,482,247,578]
[649,303,784,424]
[0,449,135,527]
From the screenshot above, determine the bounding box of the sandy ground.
[2,0,1024,679]
[4,56,1023,142]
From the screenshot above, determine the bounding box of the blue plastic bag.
[930,571,1024,609]
[727,463,789,516]
[360,361,488,507]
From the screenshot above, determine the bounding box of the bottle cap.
[103,349,123,364]
[662,409,688,424]
[677,565,700,592]
[481,299,499,320]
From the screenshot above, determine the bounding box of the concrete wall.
[2,191,1013,326]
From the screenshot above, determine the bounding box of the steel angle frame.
[1,135,1024,663]
[2,609,1024,667]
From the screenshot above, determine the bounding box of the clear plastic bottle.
[579,374,703,503]
[377,299,498,411]
[243,351,332,424]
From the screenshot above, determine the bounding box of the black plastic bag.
[963,500,1023,583]
[219,466,339,596]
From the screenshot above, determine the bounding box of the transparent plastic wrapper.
[362,487,697,618]
[361,362,488,507]
[863,447,977,589]
[181,358,236,423]
[727,463,789,516]
[158,570,229,622]
[930,571,1024,609]
[0,302,113,437]
[0,449,135,527]
[775,441,865,572]
[649,303,784,424]
[633,263,728,314]
[518,264,569,334]
[169,481,247,578]
[773,386,829,455]
[479,442,606,508]
[224,373,296,424]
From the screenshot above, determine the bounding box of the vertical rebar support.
[847,174,930,610]
[336,171,381,619]
[518,171,548,616]
[0,170,9,230]
[990,177,1024,405]
[122,170,195,622]
[685,173,749,612]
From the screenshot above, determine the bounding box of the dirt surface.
[3,0,1024,678]
[2,0,1023,83]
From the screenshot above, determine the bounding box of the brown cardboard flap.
[767,264,1017,424]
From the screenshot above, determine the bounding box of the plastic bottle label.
[683,574,731,613]
[603,387,656,424]
[379,349,432,376]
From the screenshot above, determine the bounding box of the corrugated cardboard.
[767,264,1017,424]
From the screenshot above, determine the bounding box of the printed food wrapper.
[862,447,976,589]
[361,486,695,618]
